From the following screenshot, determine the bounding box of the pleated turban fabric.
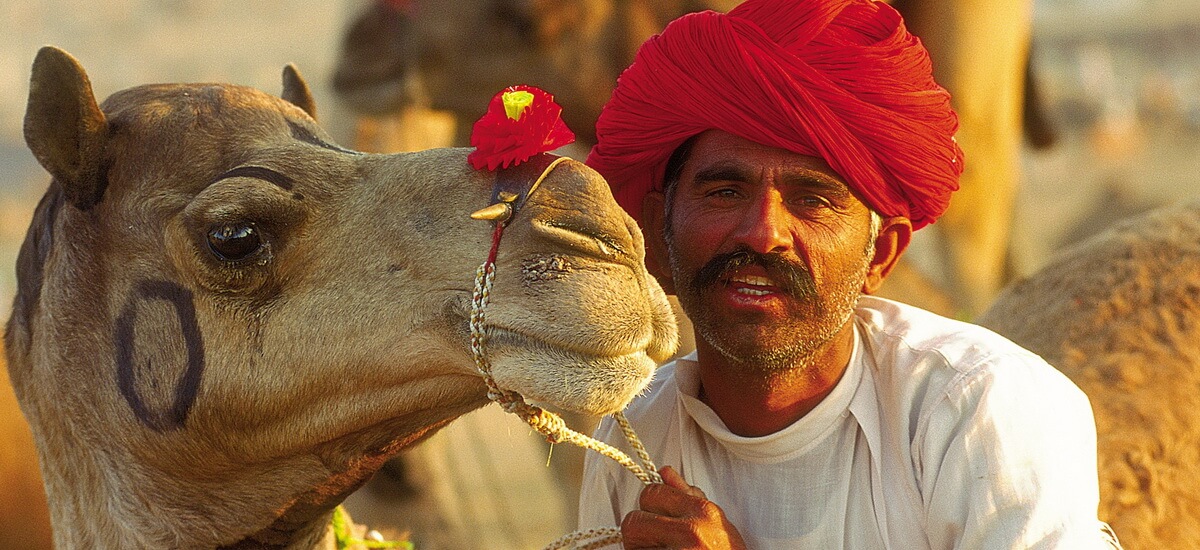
[585,0,964,230]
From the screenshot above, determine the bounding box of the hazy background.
[1014,0,1200,274]
[1,0,1198,547]
[1,0,1199,311]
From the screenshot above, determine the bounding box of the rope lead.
[471,229,662,549]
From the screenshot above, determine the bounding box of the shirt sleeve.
[915,352,1116,549]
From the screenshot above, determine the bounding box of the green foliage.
[331,505,414,550]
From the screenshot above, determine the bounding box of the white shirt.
[578,296,1119,549]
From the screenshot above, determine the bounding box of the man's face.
[662,130,876,371]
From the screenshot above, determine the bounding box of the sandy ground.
[1,1,1199,549]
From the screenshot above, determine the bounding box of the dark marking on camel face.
[114,279,205,432]
[215,166,295,190]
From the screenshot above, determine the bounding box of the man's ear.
[862,216,913,294]
[641,190,676,295]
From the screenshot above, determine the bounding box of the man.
[577,0,1120,548]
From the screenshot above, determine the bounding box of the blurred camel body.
[979,199,1200,549]
[6,46,676,548]
[893,0,1035,316]
[332,0,1042,318]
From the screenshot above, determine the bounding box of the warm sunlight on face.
[663,131,876,371]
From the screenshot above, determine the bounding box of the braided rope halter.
[468,154,661,549]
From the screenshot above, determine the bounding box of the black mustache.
[693,247,817,300]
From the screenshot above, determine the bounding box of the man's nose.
[730,190,792,254]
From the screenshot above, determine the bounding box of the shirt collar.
[672,327,868,461]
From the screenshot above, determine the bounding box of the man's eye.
[794,195,832,209]
[707,187,739,199]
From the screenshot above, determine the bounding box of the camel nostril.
[536,220,629,262]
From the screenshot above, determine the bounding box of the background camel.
[7,46,676,548]
[330,0,1044,319]
[978,199,1200,549]
[891,0,1037,316]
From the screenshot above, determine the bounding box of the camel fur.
[978,199,1200,549]
[7,46,677,549]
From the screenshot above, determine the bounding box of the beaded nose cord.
[468,156,661,550]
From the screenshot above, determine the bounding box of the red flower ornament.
[467,85,576,171]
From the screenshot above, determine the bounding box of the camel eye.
[207,224,262,261]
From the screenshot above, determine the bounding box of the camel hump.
[24,46,108,210]
[281,63,317,121]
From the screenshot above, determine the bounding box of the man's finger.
[639,482,698,517]
[621,509,696,549]
[659,466,706,499]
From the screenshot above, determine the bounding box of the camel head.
[7,46,677,548]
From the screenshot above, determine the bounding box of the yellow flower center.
[502,90,535,121]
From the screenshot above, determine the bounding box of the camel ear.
[24,46,108,210]
[281,64,318,121]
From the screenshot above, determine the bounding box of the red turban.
[585,0,963,230]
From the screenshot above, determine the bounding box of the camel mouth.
[479,329,657,416]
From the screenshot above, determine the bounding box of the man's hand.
[620,466,748,549]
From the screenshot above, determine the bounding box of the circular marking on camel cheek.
[114,280,206,432]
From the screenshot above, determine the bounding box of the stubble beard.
[670,244,872,379]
